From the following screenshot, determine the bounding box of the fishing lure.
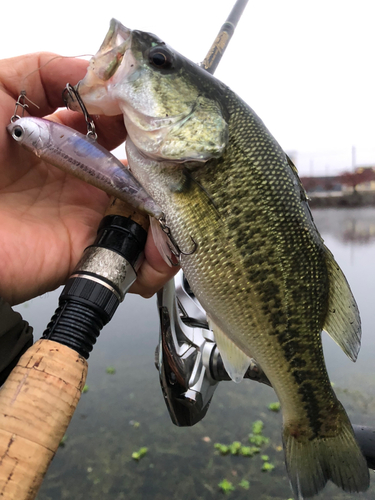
[7,115,163,219]
[7,89,184,262]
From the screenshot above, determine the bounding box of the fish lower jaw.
[84,98,122,116]
[125,135,178,166]
[121,101,183,132]
[76,85,122,116]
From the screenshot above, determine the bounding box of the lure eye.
[12,125,24,141]
[149,47,173,69]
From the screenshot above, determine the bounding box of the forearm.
[0,297,33,386]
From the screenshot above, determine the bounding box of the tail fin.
[283,408,369,499]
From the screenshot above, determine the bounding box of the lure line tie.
[10,91,39,123]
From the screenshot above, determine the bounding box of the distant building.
[352,166,375,192]
[300,166,375,195]
[300,175,343,195]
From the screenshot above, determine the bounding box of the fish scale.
[70,19,369,499]
[184,89,329,396]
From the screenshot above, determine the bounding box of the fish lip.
[65,20,134,114]
[93,20,132,82]
[100,19,131,53]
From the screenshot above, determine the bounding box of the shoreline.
[307,192,375,208]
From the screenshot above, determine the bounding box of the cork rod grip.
[0,340,87,499]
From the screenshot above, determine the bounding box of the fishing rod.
[0,1,251,498]
[201,0,249,74]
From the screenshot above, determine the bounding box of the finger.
[0,53,90,152]
[128,227,180,298]
[0,50,126,150]
[48,109,127,152]
[0,53,89,117]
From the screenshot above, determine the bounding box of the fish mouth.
[98,19,131,56]
[65,19,134,115]
[93,19,132,82]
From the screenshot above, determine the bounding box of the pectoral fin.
[323,246,361,361]
[208,316,251,383]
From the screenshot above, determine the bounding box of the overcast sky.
[1,0,374,176]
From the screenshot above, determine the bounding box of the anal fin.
[323,246,361,361]
[208,316,251,383]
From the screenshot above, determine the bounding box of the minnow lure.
[7,117,162,219]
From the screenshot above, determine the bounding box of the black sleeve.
[0,297,33,386]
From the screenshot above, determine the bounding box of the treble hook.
[10,91,39,123]
[158,215,197,266]
[63,83,97,140]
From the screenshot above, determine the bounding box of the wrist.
[0,296,33,385]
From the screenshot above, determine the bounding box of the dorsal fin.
[323,246,361,361]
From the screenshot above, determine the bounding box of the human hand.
[0,53,178,306]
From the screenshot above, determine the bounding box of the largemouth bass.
[67,19,369,499]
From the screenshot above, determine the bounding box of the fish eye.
[12,125,24,141]
[148,47,173,69]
